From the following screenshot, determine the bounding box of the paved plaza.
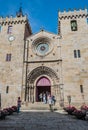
[0,110,88,130]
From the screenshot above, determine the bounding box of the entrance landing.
[21,102,58,111]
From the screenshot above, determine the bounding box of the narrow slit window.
[78,50,81,58]
[0,25,1,32]
[74,50,77,58]
[80,85,83,93]
[6,86,9,93]
[58,21,61,34]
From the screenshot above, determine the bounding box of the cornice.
[0,15,28,25]
[59,8,88,20]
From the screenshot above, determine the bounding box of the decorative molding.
[59,14,88,20]
[27,66,59,84]
[0,15,28,25]
[24,59,62,63]
[59,8,88,20]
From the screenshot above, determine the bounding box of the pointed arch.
[27,66,59,84]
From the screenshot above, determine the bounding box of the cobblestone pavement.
[0,110,88,130]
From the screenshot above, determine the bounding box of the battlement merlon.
[0,15,29,25]
[58,8,88,20]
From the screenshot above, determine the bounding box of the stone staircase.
[21,102,58,111]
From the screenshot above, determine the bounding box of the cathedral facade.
[0,8,88,109]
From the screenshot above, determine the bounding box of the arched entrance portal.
[36,76,51,102]
[26,66,60,103]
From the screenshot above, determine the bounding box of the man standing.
[48,94,53,112]
[17,97,21,113]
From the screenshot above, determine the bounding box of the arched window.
[73,50,81,58]
[7,25,13,34]
[6,53,12,61]
[71,20,77,31]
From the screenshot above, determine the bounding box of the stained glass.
[36,43,49,55]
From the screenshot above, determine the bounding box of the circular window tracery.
[36,43,49,55]
[32,37,53,56]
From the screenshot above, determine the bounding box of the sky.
[0,0,88,34]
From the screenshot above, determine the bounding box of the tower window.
[7,26,13,34]
[6,86,9,93]
[6,54,12,61]
[71,20,77,31]
[74,50,77,58]
[80,85,83,93]
[58,21,61,34]
[87,18,88,24]
[74,50,81,58]
[0,25,1,32]
[78,50,81,58]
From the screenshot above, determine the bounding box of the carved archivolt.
[27,66,59,84]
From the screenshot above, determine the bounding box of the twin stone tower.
[0,8,88,109]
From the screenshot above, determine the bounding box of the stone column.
[31,84,34,103]
[59,84,64,107]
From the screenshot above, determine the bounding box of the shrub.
[12,106,17,112]
[72,109,86,120]
[81,105,88,112]
[0,110,7,120]
[3,108,13,115]
[64,106,76,115]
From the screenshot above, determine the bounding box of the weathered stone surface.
[0,9,88,109]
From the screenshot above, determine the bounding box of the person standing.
[52,95,56,105]
[39,93,43,102]
[43,93,47,104]
[17,97,21,113]
[48,94,53,112]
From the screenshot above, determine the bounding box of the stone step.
[21,102,58,110]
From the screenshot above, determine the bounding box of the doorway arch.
[36,76,51,102]
[26,66,59,102]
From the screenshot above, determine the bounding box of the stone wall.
[0,16,31,108]
[0,8,88,109]
[59,9,88,106]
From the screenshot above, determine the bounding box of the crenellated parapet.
[0,15,28,25]
[59,8,88,20]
